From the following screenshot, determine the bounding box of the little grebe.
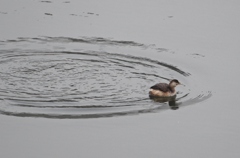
[149,79,181,97]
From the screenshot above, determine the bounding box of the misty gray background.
[1,0,240,158]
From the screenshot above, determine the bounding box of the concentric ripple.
[0,37,211,118]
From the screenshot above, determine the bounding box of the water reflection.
[149,95,179,110]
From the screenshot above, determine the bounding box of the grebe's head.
[169,79,181,87]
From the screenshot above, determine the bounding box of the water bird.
[149,79,182,97]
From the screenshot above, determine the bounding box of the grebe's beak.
[179,83,185,87]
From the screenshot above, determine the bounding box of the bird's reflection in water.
[149,95,179,110]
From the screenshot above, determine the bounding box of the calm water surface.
[1,0,240,158]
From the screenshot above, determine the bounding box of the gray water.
[0,0,240,158]
[0,37,211,118]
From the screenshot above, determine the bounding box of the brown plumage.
[149,79,181,97]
